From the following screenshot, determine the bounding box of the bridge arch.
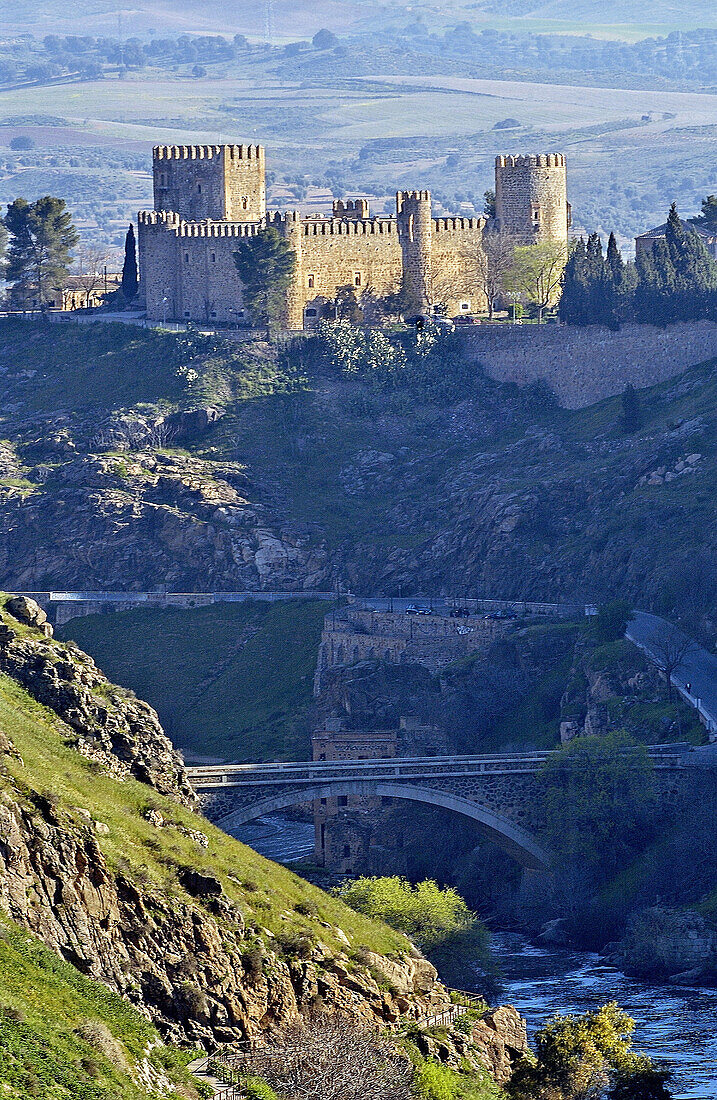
[214,780,551,871]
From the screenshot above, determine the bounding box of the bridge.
[187,747,691,872]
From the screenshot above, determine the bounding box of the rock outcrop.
[0,596,195,805]
[614,907,716,981]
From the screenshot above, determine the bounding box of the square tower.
[153,144,266,223]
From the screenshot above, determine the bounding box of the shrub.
[335,877,483,952]
[414,1060,458,1100]
[274,930,315,960]
[245,1077,280,1100]
[75,1018,129,1071]
[295,898,318,917]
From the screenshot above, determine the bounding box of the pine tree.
[558,238,589,325]
[233,226,296,335]
[4,195,78,307]
[120,223,138,300]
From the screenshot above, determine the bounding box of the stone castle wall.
[462,320,717,409]
[139,143,491,326]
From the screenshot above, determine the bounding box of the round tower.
[494,154,569,247]
[396,190,433,311]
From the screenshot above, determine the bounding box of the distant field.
[58,600,329,762]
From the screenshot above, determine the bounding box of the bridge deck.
[187,747,689,789]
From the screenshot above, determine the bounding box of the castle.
[137,145,569,329]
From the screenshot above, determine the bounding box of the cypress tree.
[121,223,138,300]
[559,238,589,325]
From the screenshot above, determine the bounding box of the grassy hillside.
[0,666,405,958]
[59,600,328,762]
[0,917,202,1100]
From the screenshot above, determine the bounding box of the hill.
[58,599,328,762]
[1,320,716,645]
[0,591,528,1097]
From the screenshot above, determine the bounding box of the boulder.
[537,918,570,947]
[5,596,50,632]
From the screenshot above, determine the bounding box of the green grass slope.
[0,917,203,1100]
[58,599,328,762]
[0,668,406,958]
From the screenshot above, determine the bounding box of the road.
[627,611,717,740]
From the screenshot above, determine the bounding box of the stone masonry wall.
[494,154,568,247]
[462,320,717,409]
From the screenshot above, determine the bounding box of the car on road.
[405,605,431,615]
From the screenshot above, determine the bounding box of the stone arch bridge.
[187,748,691,872]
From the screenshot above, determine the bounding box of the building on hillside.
[137,143,570,329]
[635,220,717,260]
[6,272,122,312]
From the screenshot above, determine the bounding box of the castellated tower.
[396,190,433,311]
[153,144,266,223]
[494,154,570,247]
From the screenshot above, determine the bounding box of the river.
[226,813,717,1099]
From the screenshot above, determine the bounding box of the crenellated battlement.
[332,198,370,219]
[495,153,565,169]
[433,216,484,232]
[302,217,395,236]
[153,143,264,161]
[139,213,263,238]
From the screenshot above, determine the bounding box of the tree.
[241,1015,413,1100]
[335,876,485,954]
[10,136,34,151]
[232,226,296,335]
[620,383,642,433]
[507,240,567,322]
[509,1003,673,1100]
[74,244,110,305]
[539,733,658,887]
[697,194,717,233]
[476,228,516,319]
[483,188,496,218]
[590,600,633,644]
[646,624,694,703]
[4,195,78,307]
[120,223,138,300]
[312,28,339,50]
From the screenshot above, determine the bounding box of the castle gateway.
[138,144,569,329]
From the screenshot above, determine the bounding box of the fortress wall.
[138,218,181,320]
[176,235,246,322]
[461,321,717,408]
[430,219,487,315]
[299,226,403,317]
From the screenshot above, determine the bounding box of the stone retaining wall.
[462,321,717,408]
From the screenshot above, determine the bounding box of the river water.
[227,813,717,1099]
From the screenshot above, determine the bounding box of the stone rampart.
[462,321,717,408]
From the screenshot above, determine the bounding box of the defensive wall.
[314,606,509,693]
[461,320,717,409]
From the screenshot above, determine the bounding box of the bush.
[414,1060,458,1100]
[74,1018,129,1071]
[274,929,315,959]
[245,1077,280,1100]
[335,877,487,957]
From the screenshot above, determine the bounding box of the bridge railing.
[187,747,689,788]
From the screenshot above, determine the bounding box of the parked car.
[453,315,480,326]
[406,605,431,615]
[450,607,472,618]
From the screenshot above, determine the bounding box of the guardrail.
[187,746,688,788]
